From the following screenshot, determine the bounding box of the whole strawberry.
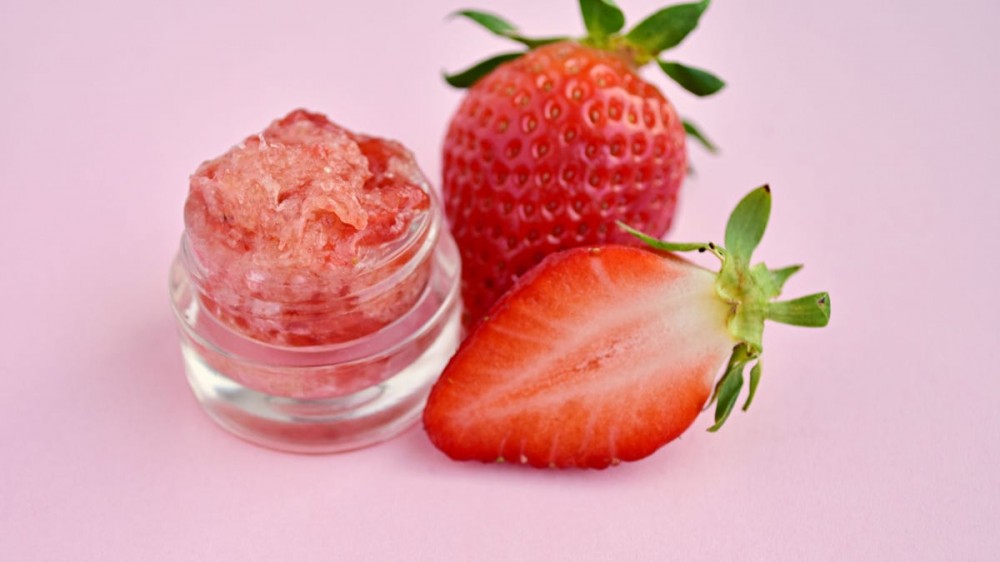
[443,0,724,324]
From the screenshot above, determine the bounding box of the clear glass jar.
[168,191,462,454]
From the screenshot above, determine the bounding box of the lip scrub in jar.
[169,110,462,453]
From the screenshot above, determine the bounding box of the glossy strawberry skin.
[423,245,733,469]
[442,41,688,324]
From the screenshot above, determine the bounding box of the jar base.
[180,305,461,454]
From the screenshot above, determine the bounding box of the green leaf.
[750,263,802,299]
[452,10,567,49]
[766,292,831,327]
[453,9,519,36]
[709,361,745,432]
[703,188,830,431]
[580,0,625,39]
[625,0,710,57]
[616,221,716,255]
[742,361,761,411]
[658,61,725,96]
[724,185,772,264]
[705,371,726,410]
[769,264,803,293]
[444,53,524,88]
[515,35,571,49]
[682,119,717,153]
[707,344,749,410]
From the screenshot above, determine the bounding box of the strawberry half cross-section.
[424,186,831,469]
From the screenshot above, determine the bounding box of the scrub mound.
[184,109,433,346]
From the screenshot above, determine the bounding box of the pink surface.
[1,0,997,559]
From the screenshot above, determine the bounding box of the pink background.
[2,0,998,559]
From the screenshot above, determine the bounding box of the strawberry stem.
[445,0,725,152]
[615,221,719,257]
[619,185,831,431]
[445,0,723,92]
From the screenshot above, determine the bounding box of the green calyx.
[618,185,832,431]
[444,1,724,147]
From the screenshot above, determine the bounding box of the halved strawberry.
[423,186,830,469]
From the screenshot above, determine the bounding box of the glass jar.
[168,189,461,453]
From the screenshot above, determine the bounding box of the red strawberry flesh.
[424,245,734,469]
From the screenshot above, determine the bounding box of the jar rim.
[169,220,462,364]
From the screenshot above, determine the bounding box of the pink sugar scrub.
[184,109,432,347]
